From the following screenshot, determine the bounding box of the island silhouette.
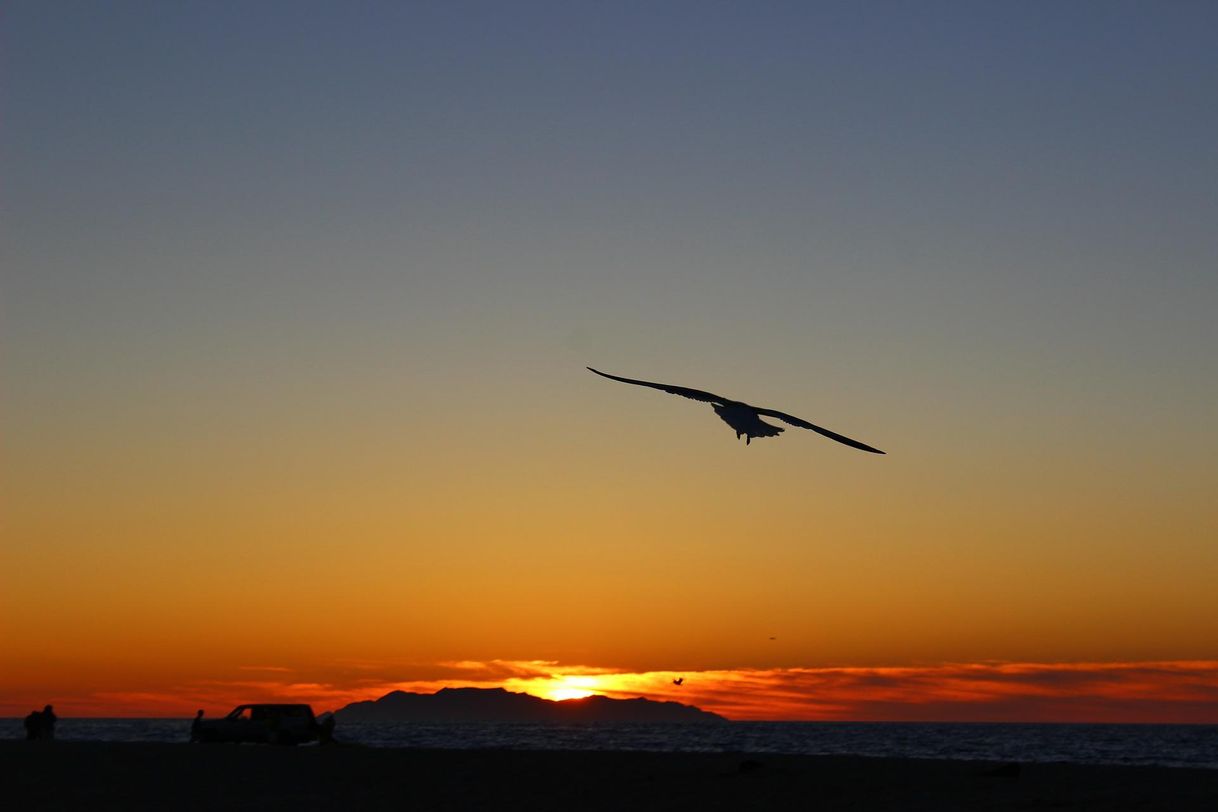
[334,687,725,723]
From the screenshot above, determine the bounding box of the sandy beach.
[4,741,1216,811]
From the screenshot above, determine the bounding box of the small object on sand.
[672,678,684,686]
[980,763,1022,779]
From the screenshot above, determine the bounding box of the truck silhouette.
[194,704,320,745]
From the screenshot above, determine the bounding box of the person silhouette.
[190,710,204,742]
[40,705,58,740]
[318,713,336,745]
[23,709,42,741]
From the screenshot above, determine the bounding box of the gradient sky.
[3,1,1217,721]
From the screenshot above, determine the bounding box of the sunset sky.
[3,2,1217,722]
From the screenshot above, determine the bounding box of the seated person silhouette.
[23,709,42,741]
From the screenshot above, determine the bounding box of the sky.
[2,1,1217,721]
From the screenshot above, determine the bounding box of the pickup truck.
[194,704,321,745]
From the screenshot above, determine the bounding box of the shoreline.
[4,741,1217,810]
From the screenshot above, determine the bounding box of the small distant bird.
[768,637,777,641]
[672,677,684,686]
[587,367,884,452]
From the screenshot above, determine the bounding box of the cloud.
[404,659,1218,722]
[9,660,1217,721]
[634,661,1218,721]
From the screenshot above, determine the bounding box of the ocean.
[6,718,1216,769]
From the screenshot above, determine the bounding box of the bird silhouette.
[672,677,684,686]
[587,367,885,452]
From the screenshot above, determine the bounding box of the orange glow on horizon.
[5,660,1218,724]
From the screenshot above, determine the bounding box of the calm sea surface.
[5,719,1216,769]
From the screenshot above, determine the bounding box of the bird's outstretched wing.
[587,367,726,405]
[754,407,885,454]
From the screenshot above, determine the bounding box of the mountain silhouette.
[334,687,725,723]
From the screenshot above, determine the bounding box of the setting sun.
[518,675,604,702]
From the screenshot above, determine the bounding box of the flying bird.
[672,677,684,686]
[587,367,885,453]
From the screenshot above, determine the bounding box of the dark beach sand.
[3,741,1216,811]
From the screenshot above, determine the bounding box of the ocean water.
[5,718,1215,769]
